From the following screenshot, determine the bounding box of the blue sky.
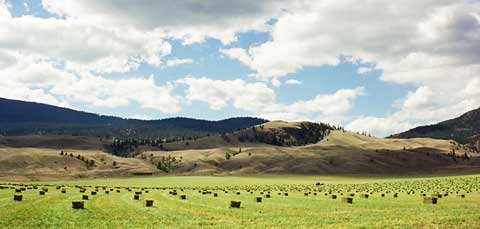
[1,0,479,136]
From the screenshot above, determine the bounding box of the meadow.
[1,174,479,228]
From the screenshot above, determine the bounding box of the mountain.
[390,107,480,150]
[0,97,268,139]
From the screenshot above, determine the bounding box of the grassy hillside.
[0,135,110,150]
[144,130,480,175]
[1,121,479,181]
[0,148,157,181]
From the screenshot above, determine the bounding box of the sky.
[0,0,479,137]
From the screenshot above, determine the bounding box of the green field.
[1,175,480,228]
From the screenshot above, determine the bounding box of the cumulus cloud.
[284,79,302,85]
[41,0,287,44]
[166,58,194,67]
[178,76,364,122]
[1,0,478,135]
[219,0,480,135]
[0,4,172,73]
[357,67,374,75]
[178,77,276,111]
[0,52,181,113]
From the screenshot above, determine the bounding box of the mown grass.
[1,174,479,228]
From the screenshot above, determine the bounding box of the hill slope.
[0,97,267,139]
[143,130,480,175]
[2,122,479,181]
[391,107,480,150]
[161,121,335,151]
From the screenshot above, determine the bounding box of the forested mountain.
[391,107,480,150]
[0,98,268,139]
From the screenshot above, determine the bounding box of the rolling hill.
[0,97,268,139]
[391,107,480,151]
[1,121,479,181]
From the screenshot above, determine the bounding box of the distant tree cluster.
[109,136,207,156]
[59,150,96,169]
[238,122,337,146]
[155,155,180,173]
[447,149,471,162]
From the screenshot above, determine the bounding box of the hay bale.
[230,200,241,208]
[13,194,22,201]
[341,197,353,204]
[180,195,187,200]
[145,199,154,207]
[255,197,262,203]
[134,194,140,200]
[82,195,89,200]
[423,197,438,204]
[72,201,84,209]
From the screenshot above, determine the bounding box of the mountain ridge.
[391,107,480,151]
[0,97,268,139]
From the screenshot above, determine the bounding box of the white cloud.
[166,58,193,67]
[51,73,181,113]
[282,87,365,116]
[1,0,478,134]
[0,1,172,74]
[223,1,480,81]
[41,0,287,44]
[346,115,415,137]
[219,0,480,135]
[23,2,29,13]
[284,79,302,85]
[0,52,181,113]
[179,76,364,122]
[357,67,373,75]
[178,77,276,111]
[402,86,437,110]
[0,1,183,114]
[129,114,154,120]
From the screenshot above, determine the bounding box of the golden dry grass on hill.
[1,121,479,181]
